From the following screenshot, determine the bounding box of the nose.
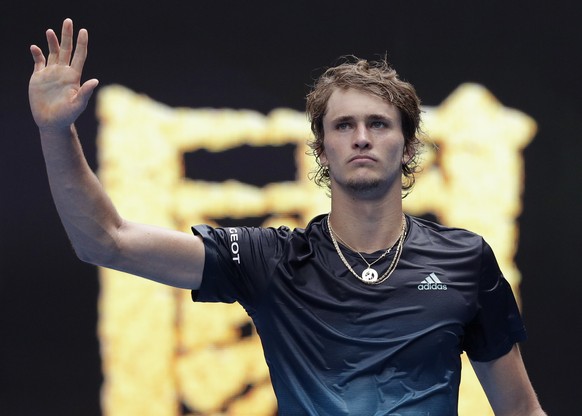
[353,124,371,149]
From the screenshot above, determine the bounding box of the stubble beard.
[345,177,383,194]
[333,167,401,200]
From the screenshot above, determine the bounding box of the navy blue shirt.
[192,215,527,415]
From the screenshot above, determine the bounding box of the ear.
[401,143,414,166]
[317,138,329,167]
[319,148,329,167]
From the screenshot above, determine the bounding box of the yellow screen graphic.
[96,84,536,415]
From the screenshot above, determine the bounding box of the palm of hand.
[29,19,98,131]
[29,64,84,129]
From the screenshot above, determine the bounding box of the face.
[320,88,406,198]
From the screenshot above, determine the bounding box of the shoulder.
[407,215,485,249]
[407,216,504,285]
[192,219,321,258]
[194,223,295,241]
[405,215,491,270]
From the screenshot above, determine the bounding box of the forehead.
[324,87,400,121]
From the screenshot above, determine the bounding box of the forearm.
[40,124,123,265]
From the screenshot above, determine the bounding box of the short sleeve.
[191,224,290,312]
[462,240,527,362]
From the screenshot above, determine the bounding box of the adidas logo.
[417,273,448,291]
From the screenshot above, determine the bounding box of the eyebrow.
[329,114,393,123]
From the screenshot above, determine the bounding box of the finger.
[46,29,60,66]
[76,78,100,108]
[70,28,89,74]
[79,78,99,97]
[30,45,47,73]
[58,18,74,65]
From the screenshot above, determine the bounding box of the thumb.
[76,78,100,106]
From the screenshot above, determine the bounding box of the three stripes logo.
[418,272,448,291]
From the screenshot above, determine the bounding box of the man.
[29,18,545,415]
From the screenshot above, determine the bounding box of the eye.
[336,122,351,131]
[370,120,388,129]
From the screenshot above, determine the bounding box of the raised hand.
[29,18,99,131]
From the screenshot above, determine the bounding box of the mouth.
[348,154,376,163]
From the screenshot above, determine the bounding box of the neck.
[328,187,404,254]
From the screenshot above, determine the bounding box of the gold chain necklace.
[327,214,407,285]
[333,231,394,270]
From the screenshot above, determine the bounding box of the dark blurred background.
[2,1,580,414]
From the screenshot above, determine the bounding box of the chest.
[274,249,479,333]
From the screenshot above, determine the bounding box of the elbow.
[74,245,109,266]
[494,399,546,416]
[69,227,123,269]
[73,241,119,268]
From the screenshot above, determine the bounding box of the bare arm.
[471,345,546,416]
[29,19,204,289]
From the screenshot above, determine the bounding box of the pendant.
[362,268,379,283]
